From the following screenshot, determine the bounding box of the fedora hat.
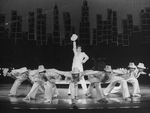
[38,65,45,73]
[104,65,112,72]
[71,34,78,41]
[71,68,80,74]
[128,62,136,68]
[137,63,146,69]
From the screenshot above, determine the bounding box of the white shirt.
[72,51,89,72]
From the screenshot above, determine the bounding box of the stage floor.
[0,84,150,113]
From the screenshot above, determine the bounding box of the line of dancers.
[1,34,148,104]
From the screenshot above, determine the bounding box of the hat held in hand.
[71,34,78,41]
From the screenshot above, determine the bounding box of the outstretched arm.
[81,70,99,76]
[52,69,72,78]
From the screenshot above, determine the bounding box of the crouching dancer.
[23,65,46,100]
[103,65,131,101]
[3,67,29,97]
[43,69,62,103]
[82,68,110,103]
[54,68,82,104]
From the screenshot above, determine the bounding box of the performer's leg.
[44,81,53,103]
[53,84,59,97]
[85,83,94,97]
[38,83,45,94]
[110,85,122,94]
[95,83,108,103]
[79,76,87,94]
[75,83,78,99]
[9,78,25,96]
[127,78,141,97]
[119,80,130,99]
[23,82,40,100]
[70,82,76,104]
[103,82,116,96]
[68,83,71,95]
[44,81,48,99]
[95,83,105,100]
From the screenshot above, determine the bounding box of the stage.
[0,83,150,113]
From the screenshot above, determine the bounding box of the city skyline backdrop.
[0,0,150,71]
[0,0,150,46]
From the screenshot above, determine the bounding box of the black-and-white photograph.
[0,0,150,113]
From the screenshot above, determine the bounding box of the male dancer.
[43,68,62,103]
[3,67,29,96]
[110,62,146,97]
[82,67,110,103]
[54,68,82,104]
[103,65,131,100]
[23,65,46,100]
[68,34,89,95]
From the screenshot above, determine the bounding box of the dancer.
[110,62,146,97]
[54,68,82,104]
[68,34,89,95]
[23,65,46,100]
[43,68,62,103]
[82,68,110,103]
[103,65,131,100]
[3,67,29,96]
[135,63,146,78]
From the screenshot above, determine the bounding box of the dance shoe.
[53,94,58,98]
[103,91,109,96]
[68,93,71,95]
[44,99,51,103]
[85,94,92,98]
[23,96,31,101]
[8,94,16,97]
[132,94,141,97]
[97,98,108,103]
[124,97,131,101]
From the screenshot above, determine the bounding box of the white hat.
[128,62,137,68]
[104,65,112,72]
[137,63,146,69]
[71,34,78,41]
[38,65,45,73]
[71,68,80,74]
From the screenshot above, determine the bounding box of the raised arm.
[73,41,77,54]
[71,34,78,54]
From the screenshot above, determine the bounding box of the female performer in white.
[68,34,89,95]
